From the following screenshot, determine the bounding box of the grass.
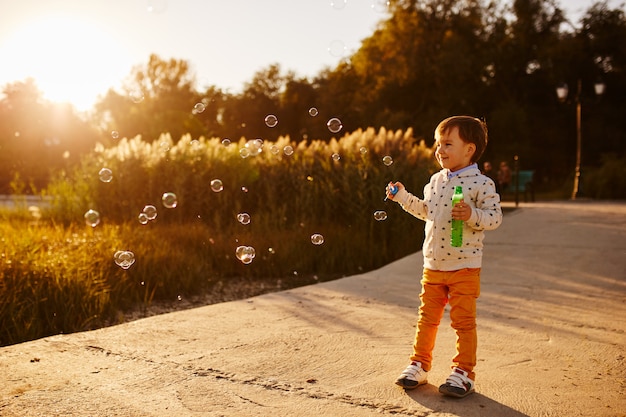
[1,127,435,346]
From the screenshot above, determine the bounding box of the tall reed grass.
[1,127,436,346]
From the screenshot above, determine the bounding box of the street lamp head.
[556,82,569,102]
[594,80,606,96]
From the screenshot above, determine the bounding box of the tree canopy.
[1,0,625,194]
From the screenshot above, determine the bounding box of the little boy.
[386,116,502,398]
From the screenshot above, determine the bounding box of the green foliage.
[583,154,626,199]
[1,128,436,346]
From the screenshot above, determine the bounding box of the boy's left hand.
[452,200,471,221]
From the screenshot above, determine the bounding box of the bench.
[509,170,535,202]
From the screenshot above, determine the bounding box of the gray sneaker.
[438,367,475,398]
[395,361,428,390]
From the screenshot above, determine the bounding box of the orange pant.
[409,268,480,381]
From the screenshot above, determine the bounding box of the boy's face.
[434,126,476,172]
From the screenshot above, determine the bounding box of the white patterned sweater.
[393,166,503,271]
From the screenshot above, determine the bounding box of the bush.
[1,128,436,346]
[583,154,626,199]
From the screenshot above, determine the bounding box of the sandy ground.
[1,201,625,417]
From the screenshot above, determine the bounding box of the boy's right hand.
[385,181,405,201]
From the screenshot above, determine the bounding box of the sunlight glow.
[0,13,132,112]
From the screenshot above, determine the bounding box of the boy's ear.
[466,143,476,158]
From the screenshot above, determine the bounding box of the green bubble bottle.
[451,186,463,247]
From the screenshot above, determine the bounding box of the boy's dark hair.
[436,116,488,163]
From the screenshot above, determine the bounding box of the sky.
[0,0,622,112]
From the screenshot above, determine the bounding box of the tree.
[0,78,99,193]
[94,54,204,143]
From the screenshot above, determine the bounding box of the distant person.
[482,161,500,194]
[386,116,502,398]
[497,161,512,193]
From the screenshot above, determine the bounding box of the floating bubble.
[331,153,341,162]
[129,89,144,103]
[283,145,294,156]
[241,186,249,193]
[270,145,280,155]
[98,167,113,183]
[330,0,347,10]
[328,40,347,58]
[360,146,368,154]
[111,131,119,139]
[211,179,224,192]
[138,212,149,225]
[143,205,157,220]
[239,147,250,158]
[235,245,256,265]
[159,141,170,153]
[264,114,278,128]
[114,250,135,270]
[193,102,206,114]
[374,210,388,221]
[371,0,390,13]
[84,209,100,227]
[308,107,319,117]
[268,247,275,254]
[245,139,263,156]
[146,0,167,13]
[162,192,178,208]
[222,138,231,147]
[382,155,394,166]
[311,233,325,245]
[327,117,343,133]
[237,212,251,225]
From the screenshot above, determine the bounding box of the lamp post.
[556,79,605,200]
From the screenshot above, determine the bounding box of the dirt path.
[1,201,625,416]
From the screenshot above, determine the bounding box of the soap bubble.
[371,0,390,13]
[111,131,119,139]
[308,107,319,117]
[283,145,294,156]
[84,209,100,227]
[331,153,341,162]
[98,168,113,183]
[129,89,144,103]
[211,179,224,192]
[143,205,157,220]
[310,233,325,245]
[245,139,263,156]
[235,245,256,265]
[239,147,250,158]
[193,102,206,114]
[270,145,280,155]
[222,138,231,147]
[328,40,347,58]
[147,0,167,13]
[382,155,394,166]
[237,212,251,225]
[374,210,388,221]
[360,146,368,154]
[138,213,149,225]
[162,192,178,208]
[327,117,343,133]
[114,250,135,270]
[264,114,278,128]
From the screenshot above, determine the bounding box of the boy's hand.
[385,181,405,201]
[452,199,471,221]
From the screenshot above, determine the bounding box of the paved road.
[1,201,625,416]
